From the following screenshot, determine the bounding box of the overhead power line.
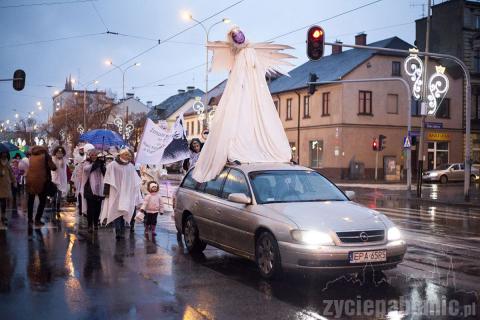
[90,1,109,32]
[267,0,384,41]
[134,63,206,89]
[83,0,245,86]
[0,0,96,9]
[0,32,106,49]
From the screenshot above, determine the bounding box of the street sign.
[403,136,411,149]
[425,122,443,129]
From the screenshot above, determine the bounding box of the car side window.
[460,164,465,170]
[453,164,460,171]
[181,170,197,190]
[204,168,229,197]
[222,169,250,199]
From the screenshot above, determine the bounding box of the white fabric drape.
[51,157,68,195]
[192,38,294,183]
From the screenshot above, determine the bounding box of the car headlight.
[429,172,438,177]
[387,227,402,241]
[291,230,334,246]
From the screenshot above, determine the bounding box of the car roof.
[226,162,313,175]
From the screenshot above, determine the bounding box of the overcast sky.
[0,0,426,123]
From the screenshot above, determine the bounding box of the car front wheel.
[440,175,448,184]
[183,215,206,254]
[255,232,282,279]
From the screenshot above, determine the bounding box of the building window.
[322,92,330,116]
[309,140,323,168]
[435,98,450,119]
[473,94,480,120]
[191,121,195,135]
[387,94,399,114]
[392,61,401,76]
[475,15,480,30]
[186,122,190,136]
[427,142,449,171]
[197,120,201,134]
[286,98,292,120]
[274,100,279,114]
[290,142,297,162]
[475,50,480,73]
[411,99,421,116]
[358,91,372,115]
[303,96,310,118]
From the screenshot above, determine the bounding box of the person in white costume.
[51,146,68,213]
[71,143,94,215]
[100,148,141,239]
[192,27,294,183]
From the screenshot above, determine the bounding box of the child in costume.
[140,181,164,236]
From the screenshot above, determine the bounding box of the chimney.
[178,89,186,94]
[186,86,195,91]
[332,40,342,55]
[355,32,367,46]
[147,101,152,109]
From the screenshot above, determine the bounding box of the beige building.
[269,35,464,180]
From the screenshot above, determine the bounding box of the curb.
[356,194,480,209]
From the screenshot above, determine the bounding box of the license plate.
[349,250,387,263]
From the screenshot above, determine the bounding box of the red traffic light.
[372,138,378,151]
[306,26,325,61]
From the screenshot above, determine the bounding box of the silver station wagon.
[173,163,406,279]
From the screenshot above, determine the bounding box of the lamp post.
[106,60,140,100]
[182,12,230,122]
[106,61,140,125]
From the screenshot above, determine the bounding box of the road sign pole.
[375,151,379,181]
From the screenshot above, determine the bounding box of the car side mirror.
[345,190,356,200]
[228,193,251,205]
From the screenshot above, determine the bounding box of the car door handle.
[193,201,199,207]
[215,208,221,214]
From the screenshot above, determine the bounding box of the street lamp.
[182,12,230,122]
[105,60,140,99]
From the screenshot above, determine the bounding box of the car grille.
[336,230,385,243]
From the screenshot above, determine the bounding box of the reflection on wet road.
[0,190,478,319]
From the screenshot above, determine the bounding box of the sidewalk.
[337,181,480,208]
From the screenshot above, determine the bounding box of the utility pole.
[417,0,431,197]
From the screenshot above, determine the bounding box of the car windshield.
[435,164,451,170]
[249,170,348,204]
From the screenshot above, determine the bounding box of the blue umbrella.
[0,143,8,153]
[79,129,126,150]
[1,141,19,152]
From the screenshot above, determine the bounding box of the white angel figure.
[192,27,295,183]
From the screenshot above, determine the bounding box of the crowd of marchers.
[0,138,203,239]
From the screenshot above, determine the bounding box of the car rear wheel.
[471,175,477,183]
[183,215,206,254]
[440,175,448,184]
[255,232,282,279]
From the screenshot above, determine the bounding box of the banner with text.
[135,116,190,165]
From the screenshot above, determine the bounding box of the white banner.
[135,116,190,165]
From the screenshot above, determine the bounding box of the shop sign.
[427,132,450,141]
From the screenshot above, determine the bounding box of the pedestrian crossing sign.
[403,136,411,148]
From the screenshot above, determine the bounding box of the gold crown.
[435,65,446,74]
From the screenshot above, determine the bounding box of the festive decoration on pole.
[426,65,449,116]
[404,49,423,100]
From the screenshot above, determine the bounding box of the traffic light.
[13,69,26,91]
[411,136,417,145]
[308,73,318,95]
[372,138,378,151]
[306,26,325,60]
[378,134,387,150]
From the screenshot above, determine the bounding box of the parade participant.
[0,151,16,226]
[18,151,30,190]
[183,138,203,171]
[71,143,94,216]
[51,146,68,213]
[100,148,141,240]
[25,146,57,226]
[192,27,293,182]
[83,149,106,231]
[140,181,164,236]
[10,153,23,209]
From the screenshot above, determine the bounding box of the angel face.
[230,28,245,45]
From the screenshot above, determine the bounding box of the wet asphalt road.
[0,185,479,320]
